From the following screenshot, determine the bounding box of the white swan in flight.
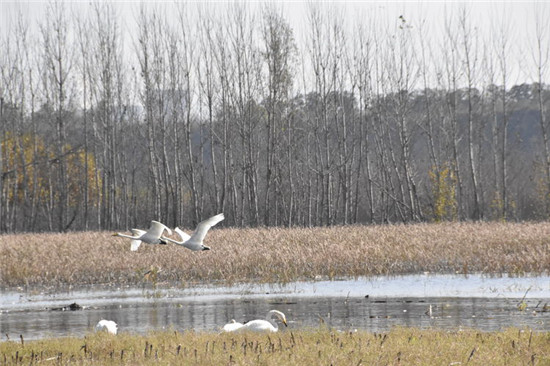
[95,319,118,334]
[162,213,224,251]
[222,310,288,333]
[112,221,172,251]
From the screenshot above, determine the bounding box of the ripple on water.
[1,273,550,339]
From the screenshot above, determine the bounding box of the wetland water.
[1,274,550,340]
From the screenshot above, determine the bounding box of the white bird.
[222,310,288,333]
[113,221,172,251]
[95,319,118,334]
[162,213,224,251]
[128,229,146,252]
[221,319,244,332]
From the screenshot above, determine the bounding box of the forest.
[1,2,549,232]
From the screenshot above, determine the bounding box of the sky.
[1,1,548,87]
[1,1,541,41]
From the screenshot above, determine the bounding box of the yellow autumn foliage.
[1,132,101,207]
[428,162,457,222]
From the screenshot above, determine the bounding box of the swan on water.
[162,213,224,251]
[95,320,118,334]
[222,310,288,333]
[112,221,172,251]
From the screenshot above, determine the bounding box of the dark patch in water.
[50,302,82,311]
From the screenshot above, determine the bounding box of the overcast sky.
[1,1,548,87]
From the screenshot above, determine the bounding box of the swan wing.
[130,229,146,237]
[148,221,172,238]
[175,227,192,242]
[188,213,224,244]
[173,227,205,250]
[130,239,142,251]
[161,227,194,247]
[222,320,244,332]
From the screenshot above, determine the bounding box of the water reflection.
[2,274,550,340]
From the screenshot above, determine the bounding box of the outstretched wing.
[174,227,192,242]
[130,239,142,251]
[148,221,172,238]
[188,213,224,244]
[130,229,146,237]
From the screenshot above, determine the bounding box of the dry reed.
[0,327,548,365]
[1,222,549,288]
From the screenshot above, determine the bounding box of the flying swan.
[95,319,118,334]
[162,213,224,251]
[222,310,288,333]
[112,221,172,251]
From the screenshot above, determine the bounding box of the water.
[1,274,550,340]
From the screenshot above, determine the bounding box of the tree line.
[1,2,549,232]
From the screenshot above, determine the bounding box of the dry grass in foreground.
[1,328,549,365]
[1,221,550,288]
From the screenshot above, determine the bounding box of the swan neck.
[267,312,279,330]
[117,233,138,239]
[162,236,183,245]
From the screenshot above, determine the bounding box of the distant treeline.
[1,3,549,232]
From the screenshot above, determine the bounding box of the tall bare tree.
[458,8,482,220]
[260,5,297,226]
[530,4,550,217]
[40,1,74,231]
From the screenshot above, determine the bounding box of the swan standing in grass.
[112,221,172,251]
[222,310,288,333]
[162,213,224,251]
[95,320,118,334]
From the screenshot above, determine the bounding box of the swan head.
[269,310,288,327]
[281,316,288,327]
[202,245,211,251]
[159,238,168,245]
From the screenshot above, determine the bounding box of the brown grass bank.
[1,222,549,288]
[1,328,549,365]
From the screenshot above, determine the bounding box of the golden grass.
[1,327,549,365]
[1,222,550,288]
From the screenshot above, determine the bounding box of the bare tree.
[225,4,262,226]
[442,10,466,220]
[350,18,375,223]
[88,3,127,229]
[458,8,482,220]
[306,4,340,225]
[197,6,221,215]
[260,5,297,226]
[530,3,550,217]
[493,7,515,220]
[136,6,163,222]
[40,1,75,231]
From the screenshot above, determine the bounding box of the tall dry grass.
[1,222,549,288]
[1,327,549,365]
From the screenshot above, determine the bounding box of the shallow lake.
[1,273,550,340]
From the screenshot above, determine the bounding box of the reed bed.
[1,222,549,288]
[1,327,549,365]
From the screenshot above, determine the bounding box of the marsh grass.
[1,328,549,365]
[1,222,550,288]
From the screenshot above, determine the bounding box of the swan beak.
[159,238,168,245]
[283,319,288,327]
[112,233,118,236]
[202,246,211,251]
